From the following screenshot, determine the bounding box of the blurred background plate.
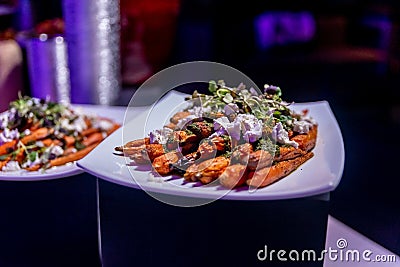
[0,104,126,181]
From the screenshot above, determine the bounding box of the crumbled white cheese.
[236,114,263,143]
[243,127,262,143]
[59,118,71,131]
[2,161,21,172]
[213,114,263,142]
[32,97,41,105]
[58,107,89,133]
[35,141,44,147]
[211,117,229,138]
[149,128,173,144]
[0,128,19,145]
[41,145,64,163]
[0,111,9,129]
[187,106,211,118]
[271,122,298,148]
[22,153,41,168]
[249,87,259,96]
[59,116,88,133]
[0,108,18,130]
[26,97,41,107]
[223,93,233,103]
[176,115,196,130]
[93,119,114,131]
[228,120,242,141]
[293,120,313,134]
[237,82,246,91]
[223,103,239,115]
[73,116,88,132]
[61,107,73,117]
[51,145,64,157]
[214,117,230,130]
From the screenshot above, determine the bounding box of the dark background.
[170,1,400,256]
[131,1,400,255]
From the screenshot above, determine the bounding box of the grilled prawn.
[184,156,230,184]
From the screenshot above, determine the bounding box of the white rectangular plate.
[0,105,127,181]
[78,91,345,200]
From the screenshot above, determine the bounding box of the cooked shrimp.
[231,143,253,164]
[290,126,317,152]
[274,146,306,162]
[247,150,273,170]
[247,152,314,188]
[219,164,248,188]
[197,136,227,158]
[185,121,213,139]
[166,131,198,154]
[152,151,181,175]
[184,156,229,184]
[115,138,150,152]
[130,144,165,164]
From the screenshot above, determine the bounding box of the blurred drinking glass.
[62,0,121,105]
[20,18,70,105]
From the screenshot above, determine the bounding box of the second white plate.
[0,105,127,181]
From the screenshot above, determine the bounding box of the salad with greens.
[178,80,316,154]
[0,96,120,172]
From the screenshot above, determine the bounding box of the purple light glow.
[254,11,316,49]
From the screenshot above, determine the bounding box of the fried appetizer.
[184,156,230,184]
[130,144,165,164]
[247,152,314,188]
[116,80,319,189]
[291,126,318,152]
[152,151,181,176]
[219,164,248,188]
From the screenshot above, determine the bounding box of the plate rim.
[0,163,83,181]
